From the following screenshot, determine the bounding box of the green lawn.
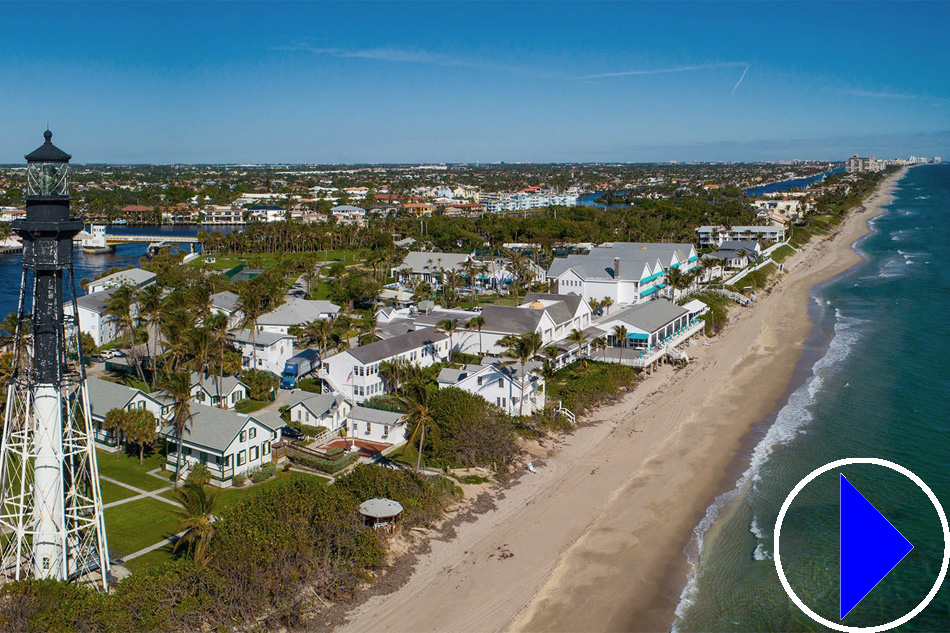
[96,449,169,492]
[233,398,268,414]
[122,547,177,576]
[105,497,181,560]
[99,479,139,505]
[769,244,795,264]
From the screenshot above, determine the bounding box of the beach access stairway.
[703,287,751,306]
[317,367,356,406]
[554,401,576,426]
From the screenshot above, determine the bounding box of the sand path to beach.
[338,169,907,633]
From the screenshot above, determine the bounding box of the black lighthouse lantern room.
[12,130,84,385]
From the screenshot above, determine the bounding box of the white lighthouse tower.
[0,131,110,590]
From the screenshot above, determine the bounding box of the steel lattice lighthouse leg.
[0,131,110,590]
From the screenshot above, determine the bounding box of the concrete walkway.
[119,529,188,563]
[100,475,180,509]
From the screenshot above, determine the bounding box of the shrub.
[334,464,461,527]
[547,361,639,417]
[288,422,327,437]
[360,395,406,413]
[289,450,359,474]
[420,387,520,470]
[231,473,247,487]
[250,462,277,483]
[187,463,211,486]
[296,377,322,393]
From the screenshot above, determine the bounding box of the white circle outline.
[774,457,949,633]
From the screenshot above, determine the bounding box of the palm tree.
[612,325,628,364]
[501,331,543,417]
[466,315,485,356]
[206,313,230,407]
[436,318,459,362]
[568,328,587,357]
[163,371,194,488]
[106,284,146,384]
[137,284,163,390]
[667,267,687,302]
[600,297,613,315]
[172,482,217,563]
[237,285,264,370]
[397,378,433,472]
[592,336,607,362]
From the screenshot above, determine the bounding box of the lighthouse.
[0,131,109,590]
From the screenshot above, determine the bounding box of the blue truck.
[279,349,320,389]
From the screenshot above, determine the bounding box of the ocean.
[673,164,950,631]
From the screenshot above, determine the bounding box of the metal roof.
[210,290,242,313]
[359,497,403,518]
[25,130,71,162]
[259,298,341,327]
[608,299,688,333]
[161,403,276,452]
[86,377,136,419]
[479,305,545,334]
[347,327,447,364]
[349,406,405,426]
[228,328,294,347]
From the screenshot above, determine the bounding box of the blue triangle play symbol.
[840,474,914,619]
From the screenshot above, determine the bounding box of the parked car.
[281,426,305,440]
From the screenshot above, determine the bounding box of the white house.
[190,372,248,410]
[705,240,763,270]
[321,328,449,403]
[229,329,295,376]
[161,404,283,487]
[597,299,694,352]
[65,288,128,347]
[257,298,341,336]
[210,290,244,329]
[286,392,350,431]
[547,243,699,306]
[86,267,157,295]
[86,377,169,449]
[346,406,407,445]
[437,360,545,416]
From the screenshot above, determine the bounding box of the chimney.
[613,257,621,278]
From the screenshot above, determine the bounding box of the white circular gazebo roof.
[359,497,404,519]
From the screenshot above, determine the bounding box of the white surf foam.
[753,542,773,561]
[672,309,866,626]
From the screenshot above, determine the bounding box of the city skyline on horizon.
[2,2,948,163]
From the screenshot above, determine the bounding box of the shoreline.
[336,167,908,633]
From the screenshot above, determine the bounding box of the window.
[250,446,259,461]
[237,450,246,466]
[305,412,310,423]
[383,425,390,438]
[365,421,371,433]
[497,397,507,408]
[263,441,271,455]
[477,377,483,386]
[249,427,257,440]
[224,455,231,467]
[498,378,504,388]
[240,430,247,442]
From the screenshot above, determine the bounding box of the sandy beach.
[337,168,908,633]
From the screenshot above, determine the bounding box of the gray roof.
[332,205,366,213]
[394,237,416,248]
[437,364,484,385]
[86,377,137,419]
[347,327,447,364]
[359,498,403,518]
[259,298,341,327]
[546,253,657,282]
[210,290,241,313]
[718,240,759,252]
[520,293,577,327]
[190,372,246,395]
[349,406,405,426]
[399,251,472,275]
[254,411,286,432]
[89,268,156,289]
[76,288,117,315]
[609,299,688,333]
[229,328,294,347]
[287,392,344,417]
[479,305,545,334]
[161,403,274,452]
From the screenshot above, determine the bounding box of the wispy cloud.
[276,42,544,76]
[579,61,748,80]
[838,89,917,100]
[732,66,750,95]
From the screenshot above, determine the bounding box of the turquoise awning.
[640,285,660,296]
[688,255,699,262]
[640,271,664,283]
[626,332,649,340]
[670,262,680,269]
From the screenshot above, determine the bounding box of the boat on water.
[112,219,128,226]
[77,224,116,254]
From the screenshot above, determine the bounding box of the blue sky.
[2,1,949,163]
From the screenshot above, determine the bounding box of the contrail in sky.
[732,66,750,94]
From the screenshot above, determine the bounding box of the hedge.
[289,450,359,474]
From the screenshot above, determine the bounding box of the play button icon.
[775,458,950,632]
[839,474,914,619]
